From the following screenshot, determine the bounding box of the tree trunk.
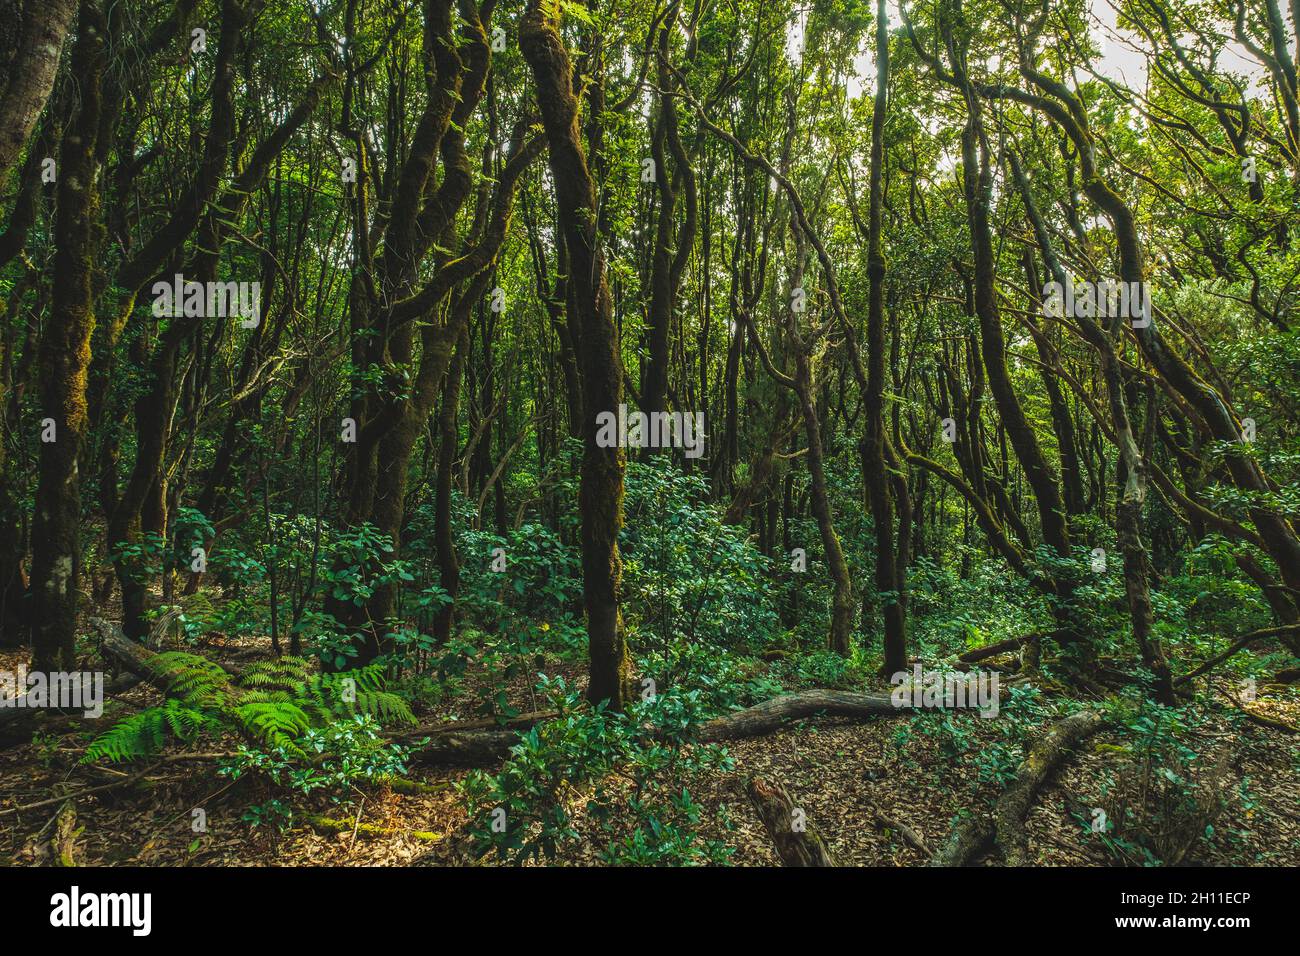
[521,0,631,709]
[30,1,104,671]
[863,0,906,674]
[746,776,837,866]
[0,0,78,188]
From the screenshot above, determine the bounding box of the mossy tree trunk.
[30,0,105,671]
[521,0,631,709]
[862,0,907,674]
[0,0,78,188]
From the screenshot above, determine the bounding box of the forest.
[0,0,1297,874]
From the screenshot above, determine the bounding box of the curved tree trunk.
[521,0,631,709]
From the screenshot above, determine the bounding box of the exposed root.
[871,810,933,857]
[932,709,1105,866]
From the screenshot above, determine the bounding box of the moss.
[301,813,443,843]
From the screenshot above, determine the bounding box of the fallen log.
[746,776,836,866]
[90,621,249,732]
[955,633,1035,664]
[698,689,901,741]
[404,689,910,767]
[0,671,142,746]
[91,618,245,689]
[407,729,526,767]
[929,815,994,867]
[0,615,189,738]
[932,708,1105,866]
[51,801,80,866]
[408,687,915,766]
[995,709,1104,865]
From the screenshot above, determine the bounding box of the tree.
[521,0,631,708]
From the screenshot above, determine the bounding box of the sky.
[784,0,1277,100]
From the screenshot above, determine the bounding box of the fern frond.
[348,690,416,726]
[151,652,231,708]
[238,688,297,705]
[304,667,415,726]
[83,700,212,763]
[233,701,312,752]
[236,657,313,693]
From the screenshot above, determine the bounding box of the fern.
[233,701,313,753]
[151,652,230,708]
[235,660,414,726]
[84,700,214,763]
[84,651,415,765]
[236,657,313,694]
[306,666,416,727]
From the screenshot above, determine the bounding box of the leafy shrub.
[791,647,872,689]
[220,714,414,804]
[1088,700,1233,866]
[461,675,733,865]
[620,462,780,658]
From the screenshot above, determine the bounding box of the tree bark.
[863,0,906,674]
[697,689,901,741]
[746,776,837,866]
[30,1,105,671]
[0,0,78,188]
[521,0,631,709]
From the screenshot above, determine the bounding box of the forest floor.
[2,631,1298,867]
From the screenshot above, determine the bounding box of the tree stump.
[746,776,837,866]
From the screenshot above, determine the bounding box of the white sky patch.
[785,5,810,62]
[779,0,1277,182]
[828,0,1272,99]
[1090,0,1270,90]
[845,0,904,99]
